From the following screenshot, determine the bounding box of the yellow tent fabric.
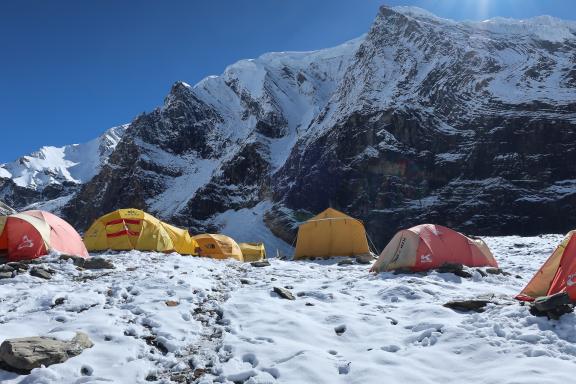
[239,242,267,262]
[83,208,197,254]
[192,234,243,261]
[294,208,371,259]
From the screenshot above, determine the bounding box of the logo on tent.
[17,235,34,250]
[567,273,576,287]
[420,254,432,263]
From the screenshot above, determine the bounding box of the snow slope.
[1,235,575,383]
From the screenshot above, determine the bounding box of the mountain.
[4,6,576,250]
[0,125,127,212]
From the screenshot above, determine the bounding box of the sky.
[1,0,575,162]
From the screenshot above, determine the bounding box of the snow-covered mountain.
[0,125,127,211]
[3,6,576,249]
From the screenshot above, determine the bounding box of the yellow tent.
[239,242,267,262]
[83,208,197,254]
[294,208,371,259]
[192,234,243,261]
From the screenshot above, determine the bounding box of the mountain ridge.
[2,6,575,251]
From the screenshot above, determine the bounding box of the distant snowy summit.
[1,6,575,248]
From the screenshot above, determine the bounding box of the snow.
[394,6,576,42]
[211,201,293,257]
[2,234,576,383]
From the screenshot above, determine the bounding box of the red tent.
[517,231,576,301]
[371,224,498,272]
[0,210,88,261]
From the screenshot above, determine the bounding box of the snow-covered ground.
[1,234,575,383]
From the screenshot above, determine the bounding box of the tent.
[192,234,243,261]
[239,242,267,262]
[83,208,196,254]
[0,210,88,261]
[293,208,371,260]
[517,231,576,302]
[371,224,498,272]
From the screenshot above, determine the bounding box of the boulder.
[530,292,574,319]
[83,258,115,270]
[0,271,14,279]
[29,267,52,280]
[59,254,86,267]
[355,254,374,265]
[6,262,29,271]
[273,287,295,300]
[437,263,472,278]
[443,299,491,312]
[251,261,270,268]
[0,332,93,373]
[337,259,354,266]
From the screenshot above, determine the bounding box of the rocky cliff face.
[4,6,576,250]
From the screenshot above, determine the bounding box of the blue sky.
[1,0,574,162]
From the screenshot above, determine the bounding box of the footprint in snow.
[337,361,351,375]
[335,324,347,336]
[242,353,259,368]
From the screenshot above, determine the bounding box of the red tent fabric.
[517,231,576,301]
[372,224,498,272]
[0,210,88,261]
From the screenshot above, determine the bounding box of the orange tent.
[0,210,88,261]
[517,231,576,302]
[371,224,498,272]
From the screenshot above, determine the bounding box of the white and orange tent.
[0,210,88,261]
[517,231,576,302]
[371,224,497,272]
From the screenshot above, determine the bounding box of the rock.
[485,268,510,276]
[0,271,14,279]
[0,332,94,373]
[6,262,29,271]
[0,264,15,273]
[59,254,87,267]
[476,269,488,277]
[355,254,374,265]
[251,261,270,268]
[52,297,66,307]
[273,286,295,300]
[165,300,179,307]
[337,259,354,266]
[443,299,491,312]
[83,258,115,270]
[29,267,52,280]
[437,263,472,278]
[305,302,315,306]
[240,278,252,285]
[531,292,574,320]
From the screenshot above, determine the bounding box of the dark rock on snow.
[251,260,271,268]
[443,299,492,313]
[29,267,53,280]
[83,258,115,270]
[530,292,575,319]
[273,287,295,300]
